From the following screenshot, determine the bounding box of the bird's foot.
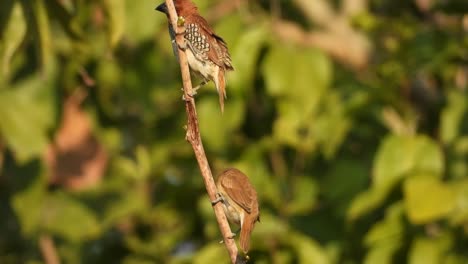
[218,232,236,244]
[181,88,197,101]
[211,193,223,206]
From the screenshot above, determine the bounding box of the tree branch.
[39,235,60,264]
[163,1,241,263]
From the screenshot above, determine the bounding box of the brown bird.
[213,168,260,254]
[156,0,234,113]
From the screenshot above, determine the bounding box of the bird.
[155,0,234,113]
[213,168,260,254]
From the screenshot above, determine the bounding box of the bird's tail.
[217,70,227,113]
[239,216,255,254]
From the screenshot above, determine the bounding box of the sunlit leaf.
[289,232,330,264]
[364,203,404,246]
[193,242,229,264]
[262,44,331,103]
[408,235,453,264]
[440,90,467,145]
[253,212,288,240]
[364,238,401,264]
[126,0,163,42]
[0,73,55,163]
[403,176,456,224]
[347,184,392,221]
[229,23,268,95]
[103,0,125,48]
[373,135,444,190]
[198,97,245,151]
[136,145,151,180]
[450,179,468,225]
[0,2,26,77]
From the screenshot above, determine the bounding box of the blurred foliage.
[0,0,467,263]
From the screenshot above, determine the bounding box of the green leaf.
[440,90,467,145]
[0,2,27,77]
[323,159,368,216]
[311,92,351,159]
[364,203,404,264]
[450,179,468,225]
[253,212,288,239]
[0,0,15,37]
[229,23,268,95]
[101,187,147,227]
[373,134,444,190]
[42,192,100,242]
[364,238,401,264]
[265,44,336,153]
[403,176,456,224]
[285,176,319,215]
[12,173,47,236]
[349,135,445,220]
[199,97,245,151]
[273,100,311,150]
[125,0,163,42]
[136,145,151,180]
[20,0,53,70]
[408,235,452,264]
[103,0,125,48]
[289,232,330,264]
[0,73,55,163]
[193,242,229,264]
[347,185,392,221]
[44,0,83,40]
[262,44,331,103]
[364,203,404,246]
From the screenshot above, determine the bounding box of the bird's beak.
[155,2,168,13]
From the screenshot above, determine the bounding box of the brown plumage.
[156,0,234,113]
[216,168,260,254]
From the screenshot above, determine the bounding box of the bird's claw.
[181,87,198,101]
[211,193,223,206]
[218,233,236,244]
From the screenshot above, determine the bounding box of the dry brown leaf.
[44,91,107,190]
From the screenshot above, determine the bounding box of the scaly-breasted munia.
[213,168,260,254]
[156,0,234,113]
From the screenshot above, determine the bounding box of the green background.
[0,0,467,263]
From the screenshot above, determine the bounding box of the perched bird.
[213,168,260,254]
[156,0,234,113]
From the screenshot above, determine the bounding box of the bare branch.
[273,20,370,69]
[163,1,241,263]
[39,235,60,264]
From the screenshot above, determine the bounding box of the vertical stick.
[163,1,241,263]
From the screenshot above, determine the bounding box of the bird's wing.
[220,169,257,214]
[189,15,233,70]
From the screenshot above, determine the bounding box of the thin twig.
[163,1,241,263]
[272,20,369,69]
[39,235,60,264]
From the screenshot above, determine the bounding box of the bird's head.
[155,0,198,17]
